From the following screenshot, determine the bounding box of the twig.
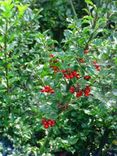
[84,8,98,50]
[69,0,78,19]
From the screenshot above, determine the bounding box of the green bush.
[0,0,117,155]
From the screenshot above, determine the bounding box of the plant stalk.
[85,8,98,49]
[69,0,78,19]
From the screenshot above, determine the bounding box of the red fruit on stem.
[84,91,90,96]
[64,74,70,79]
[48,119,52,126]
[50,89,55,94]
[44,124,49,129]
[79,58,85,63]
[85,86,91,91]
[50,120,56,126]
[49,54,54,58]
[84,49,89,54]
[72,71,77,76]
[84,75,91,80]
[40,86,54,94]
[69,73,74,79]
[76,90,83,97]
[48,119,55,127]
[93,61,101,71]
[84,86,91,96]
[62,69,80,79]
[72,71,80,79]
[69,86,75,93]
[95,64,101,71]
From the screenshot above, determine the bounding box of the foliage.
[22,0,87,41]
[0,0,117,155]
[0,0,54,154]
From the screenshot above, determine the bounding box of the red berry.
[42,118,49,129]
[49,54,54,58]
[84,75,91,80]
[40,86,54,94]
[93,61,101,71]
[48,119,55,127]
[72,71,80,79]
[44,86,50,89]
[62,69,80,79]
[69,73,74,79]
[79,58,85,63]
[84,49,89,54]
[95,64,101,71]
[50,89,55,93]
[61,69,66,73]
[69,86,75,93]
[76,90,83,97]
[64,74,70,79]
[44,124,49,129]
[84,91,90,96]
[84,86,91,96]
[85,86,91,91]
[50,120,56,126]
[72,71,77,76]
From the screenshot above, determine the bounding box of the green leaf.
[85,0,94,6]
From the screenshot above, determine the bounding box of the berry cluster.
[61,69,80,79]
[83,86,91,96]
[41,86,54,94]
[69,85,91,97]
[42,118,56,129]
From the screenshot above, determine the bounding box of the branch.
[84,8,98,50]
[69,0,78,19]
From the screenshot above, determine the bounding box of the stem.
[69,0,78,19]
[84,9,98,49]
[38,76,45,86]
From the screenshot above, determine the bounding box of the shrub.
[0,0,116,155]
